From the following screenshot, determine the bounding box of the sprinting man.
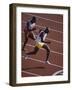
[22,16,36,51]
[26,27,51,63]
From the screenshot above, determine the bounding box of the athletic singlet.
[36,31,47,42]
[27,21,36,31]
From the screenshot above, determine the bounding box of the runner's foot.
[45,60,50,64]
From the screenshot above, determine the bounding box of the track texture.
[21,13,63,77]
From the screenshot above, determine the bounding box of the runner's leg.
[22,32,28,51]
[42,44,50,62]
[26,46,39,55]
[29,31,36,40]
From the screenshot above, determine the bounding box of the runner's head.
[31,16,36,23]
[44,27,49,34]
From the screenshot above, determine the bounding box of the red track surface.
[21,13,63,77]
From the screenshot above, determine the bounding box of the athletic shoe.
[22,52,27,60]
[45,61,51,64]
[25,55,30,60]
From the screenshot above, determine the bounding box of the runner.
[22,16,37,51]
[26,27,51,63]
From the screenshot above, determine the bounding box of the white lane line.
[22,31,63,44]
[22,70,41,76]
[26,13,63,24]
[52,70,63,75]
[22,55,45,64]
[22,21,63,34]
[26,44,63,55]
[36,24,63,34]
[22,56,63,69]
[46,38,63,44]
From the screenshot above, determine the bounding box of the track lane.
[21,13,63,77]
[22,57,62,77]
[22,14,63,32]
[24,45,63,66]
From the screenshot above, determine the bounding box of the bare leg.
[26,46,39,55]
[22,32,28,51]
[29,32,36,40]
[22,31,35,51]
[42,44,50,62]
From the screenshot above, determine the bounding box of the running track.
[21,13,63,77]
